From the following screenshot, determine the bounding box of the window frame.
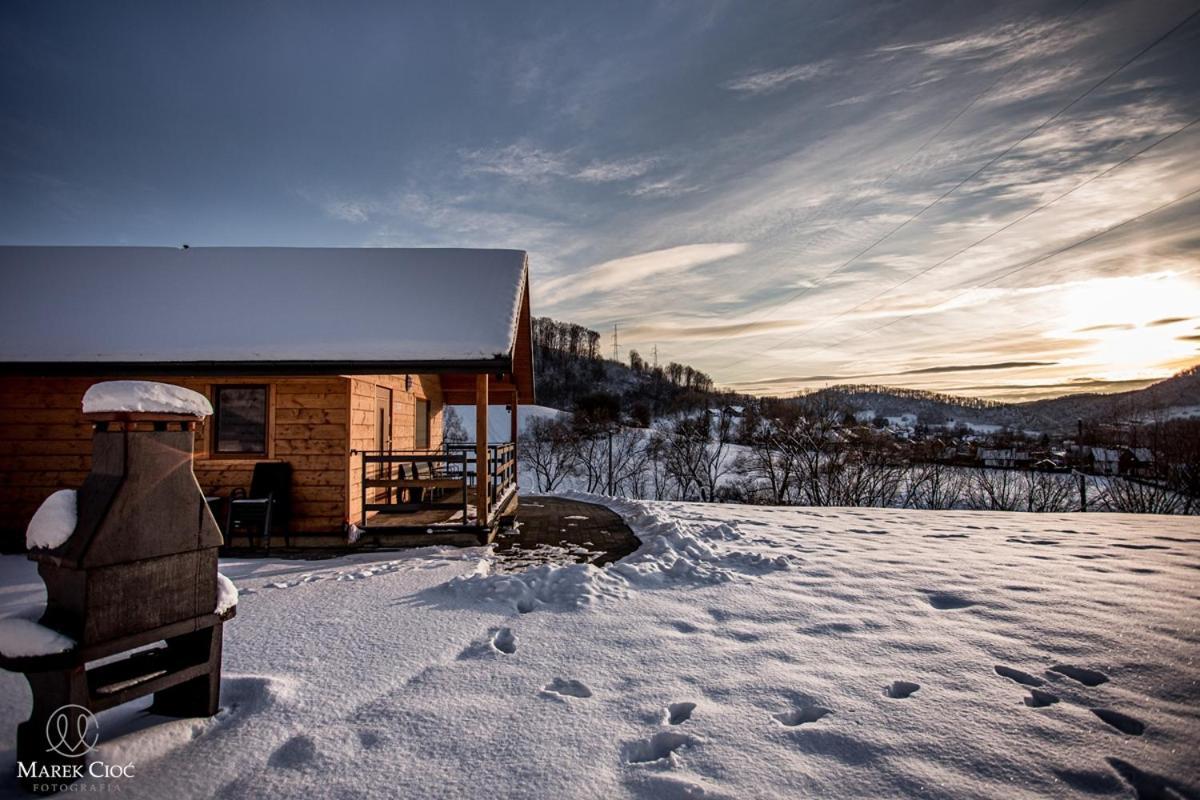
[211,383,271,458]
[414,397,431,450]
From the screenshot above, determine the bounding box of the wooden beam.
[475,374,488,526]
[510,388,519,480]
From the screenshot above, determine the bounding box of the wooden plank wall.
[0,376,349,548]
[346,374,444,525]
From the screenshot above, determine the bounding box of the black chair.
[226,462,292,550]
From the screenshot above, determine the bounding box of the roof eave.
[0,357,515,378]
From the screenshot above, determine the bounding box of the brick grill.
[5,408,233,794]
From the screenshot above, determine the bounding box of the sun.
[1055,273,1200,380]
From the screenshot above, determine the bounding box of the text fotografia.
[16,705,135,792]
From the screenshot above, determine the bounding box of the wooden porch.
[358,441,518,533]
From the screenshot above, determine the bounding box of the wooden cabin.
[0,246,535,550]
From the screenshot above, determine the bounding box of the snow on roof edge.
[501,254,530,357]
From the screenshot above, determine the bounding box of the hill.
[792,364,1200,433]
[531,317,744,423]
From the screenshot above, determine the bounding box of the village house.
[977,448,1032,469]
[0,246,535,551]
[1089,446,1123,476]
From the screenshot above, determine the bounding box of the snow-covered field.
[1,499,1198,798]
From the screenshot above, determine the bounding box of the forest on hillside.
[531,316,743,422]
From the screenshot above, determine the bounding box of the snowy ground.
[1,499,1198,798]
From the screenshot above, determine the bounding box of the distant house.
[1089,447,1122,476]
[978,448,1031,469]
[0,246,535,550]
[1121,447,1156,478]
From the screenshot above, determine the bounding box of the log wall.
[346,374,444,525]
[0,376,350,548]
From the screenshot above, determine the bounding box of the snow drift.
[439,491,794,613]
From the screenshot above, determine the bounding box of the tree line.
[518,394,1199,515]
[531,316,735,421]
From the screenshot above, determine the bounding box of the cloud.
[722,60,830,95]
[1077,323,1136,333]
[538,242,748,306]
[628,318,803,340]
[627,175,700,198]
[876,17,1087,73]
[727,359,1056,388]
[459,142,661,187]
[896,360,1056,376]
[1148,316,1190,327]
[322,199,373,223]
[460,142,570,182]
[574,158,657,183]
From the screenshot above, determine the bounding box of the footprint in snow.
[268,735,317,770]
[923,591,975,610]
[994,665,1044,687]
[1106,757,1190,798]
[492,627,516,654]
[1092,708,1145,736]
[883,681,920,699]
[541,678,592,699]
[773,705,832,727]
[1049,664,1109,687]
[622,731,695,764]
[666,702,696,725]
[1024,689,1060,708]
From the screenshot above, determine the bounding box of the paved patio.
[491,495,641,573]
[220,495,641,569]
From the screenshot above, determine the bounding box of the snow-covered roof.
[0,247,529,366]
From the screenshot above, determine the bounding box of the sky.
[2,0,1199,401]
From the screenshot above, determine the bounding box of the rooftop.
[0,246,529,368]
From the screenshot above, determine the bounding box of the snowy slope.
[1,503,1197,798]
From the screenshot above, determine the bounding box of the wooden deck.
[221,495,639,563]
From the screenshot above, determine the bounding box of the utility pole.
[611,323,619,362]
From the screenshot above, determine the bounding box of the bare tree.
[519,418,577,492]
[903,462,967,510]
[738,416,796,504]
[661,410,734,501]
[966,469,1025,511]
[1098,477,1186,514]
[443,405,468,444]
[1022,470,1077,513]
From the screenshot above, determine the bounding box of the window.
[415,398,430,449]
[213,385,269,455]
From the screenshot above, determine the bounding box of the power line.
[677,0,1094,365]
[729,184,1200,393]
[720,112,1200,382]
[706,3,1200,375]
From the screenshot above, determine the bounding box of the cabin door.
[374,387,393,504]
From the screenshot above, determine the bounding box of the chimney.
[34,404,223,645]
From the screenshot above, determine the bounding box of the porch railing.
[445,442,517,515]
[358,442,516,529]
